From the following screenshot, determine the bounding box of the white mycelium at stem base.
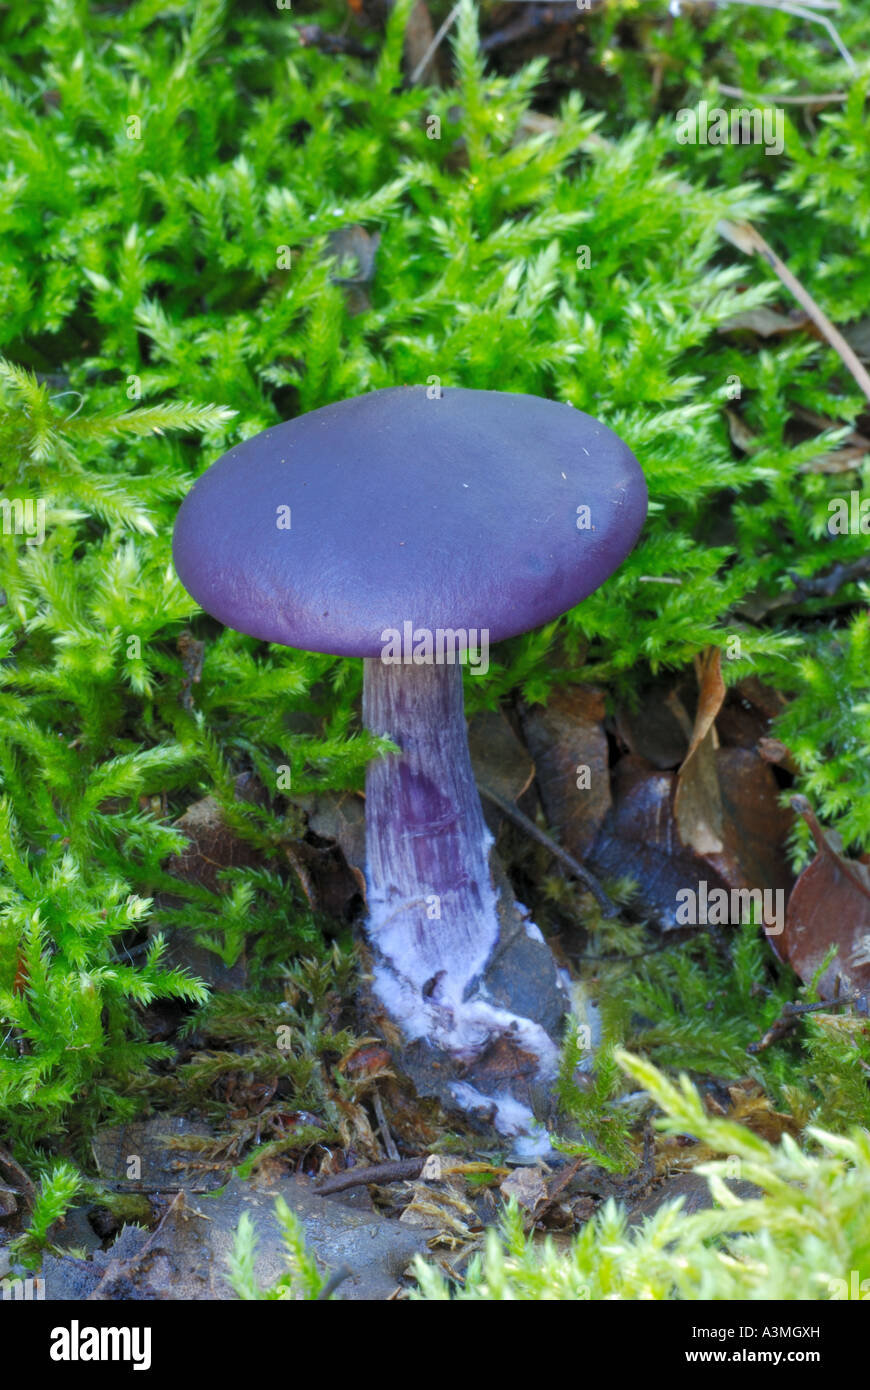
[362,657,559,1118]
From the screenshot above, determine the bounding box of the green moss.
[413,1053,870,1301]
[0,0,868,1266]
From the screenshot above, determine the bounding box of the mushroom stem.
[362,658,560,1082]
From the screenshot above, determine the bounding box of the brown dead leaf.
[614,677,691,769]
[284,837,365,921]
[757,736,795,770]
[588,749,793,930]
[715,678,784,754]
[468,709,535,807]
[293,790,367,914]
[719,307,810,338]
[339,1043,394,1080]
[780,797,870,997]
[326,225,380,315]
[740,677,787,720]
[707,748,794,903]
[841,316,870,363]
[0,1143,35,1225]
[588,756,725,928]
[462,1033,542,1097]
[403,0,439,83]
[327,225,379,283]
[0,1144,35,1205]
[514,109,561,143]
[790,405,870,473]
[177,630,204,711]
[499,1166,547,1213]
[799,440,870,475]
[725,1079,801,1144]
[519,685,611,859]
[715,700,767,751]
[673,649,726,856]
[725,408,759,453]
[298,791,365,874]
[167,772,267,894]
[399,1179,477,1235]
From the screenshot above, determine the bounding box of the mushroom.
[172,386,646,1140]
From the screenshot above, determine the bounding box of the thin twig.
[544,113,870,405]
[713,0,856,75]
[714,220,870,404]
[738,555,870,621]
[718,82,847,104]
[409,0,461,85]
[314,1157,425,1194]
[97,1183,210,1193]
[781,993,863,1017]
[480,1,590,55]
[296,25,369,57]
[748,990,864,1052]
[670,0,856,75]
[786,556,870,599]
[478,782,618,917]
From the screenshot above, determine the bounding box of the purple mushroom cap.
[172,386,647,654]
